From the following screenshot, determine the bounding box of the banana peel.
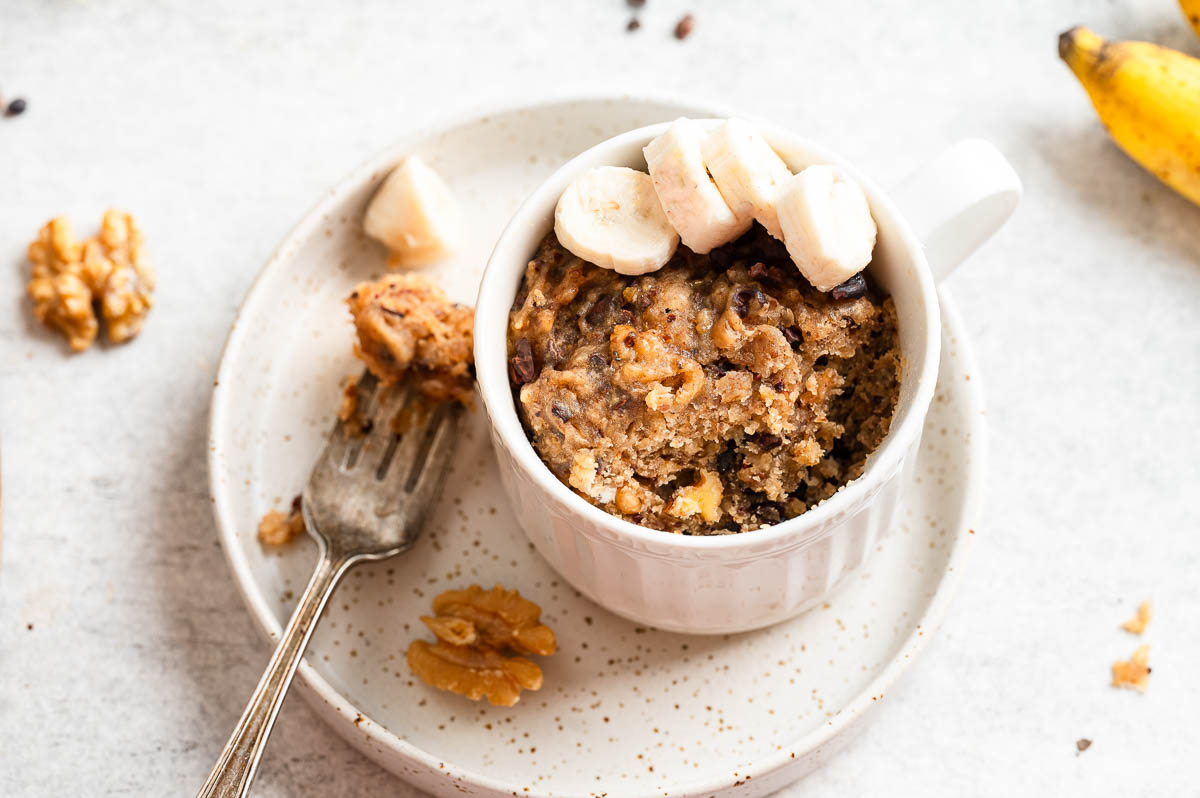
[1059,26,1200,206]
[1181,0,1200,39]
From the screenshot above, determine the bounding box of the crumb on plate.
[258,496,304,545]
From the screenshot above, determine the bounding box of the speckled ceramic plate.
[208,96,985,797]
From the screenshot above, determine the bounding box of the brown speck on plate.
[1075,738,1092,754]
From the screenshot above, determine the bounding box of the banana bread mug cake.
[506,119,902,535]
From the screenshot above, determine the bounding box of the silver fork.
[197,372,462,798]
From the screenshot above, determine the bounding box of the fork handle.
[196,550,355,798]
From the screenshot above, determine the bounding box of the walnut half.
[408,584,556,706]
[27,217,97,351]
[431,584,557,656]
[406,639,542,708]
[26,210,154,351]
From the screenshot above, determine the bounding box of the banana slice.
[702,118,794,240]
[643,118,751,254]
[363,155,462,268]
[554,166,680,275]
[776,165,877,292]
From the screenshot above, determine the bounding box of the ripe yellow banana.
[1181,0,1200,39]
[1059,26,1200,206]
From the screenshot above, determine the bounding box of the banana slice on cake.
[776,165,877,292]
[363,155,463,268]
[702,118,794,240]
[643,118,751,254]
[554,166,680,275]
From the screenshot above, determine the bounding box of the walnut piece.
[1111,644,1151,692]
[26,211,154,351]
[27,217,97,351]
[408,584,556,706]
[667,469,724,523]
[611,324,704,410]
[258,497,304,545]
[431,584,557,656]
[91,210,155,343]
[406,639,542,707]
[421,615,477,647]
[1120,600,1152,635]
[347,274,474,404]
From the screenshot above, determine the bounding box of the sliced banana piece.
[702,118,794,240]
[777,165,877,292]
[554,166,679,275]
[363,155,463,268]
[643,118,751,254]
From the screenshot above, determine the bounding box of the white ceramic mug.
[474,121,1019,634]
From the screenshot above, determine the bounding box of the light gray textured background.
[1,1,1197,795]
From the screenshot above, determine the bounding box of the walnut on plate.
[431,584,557,656]
[421,615,478,647]
[407,584,556,706]
[406,639,543,708]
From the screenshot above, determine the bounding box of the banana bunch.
[1059,19,1200,205]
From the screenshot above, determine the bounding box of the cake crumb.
[337,375,373,435]
[1075,738,1092,754]
[258,496,304,545]
[1120,600,1152,635]
[347,273,474,404]
[1111,644,1151,692]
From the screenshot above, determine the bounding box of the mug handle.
[889,138,1022,283]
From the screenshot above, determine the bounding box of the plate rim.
[207,93,986,796]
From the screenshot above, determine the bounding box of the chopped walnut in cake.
[26,210,154,351]
[347,274,474,404]
[1111,644,1151,692]
[407,584,556,706]
[1121,600,1152,635]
